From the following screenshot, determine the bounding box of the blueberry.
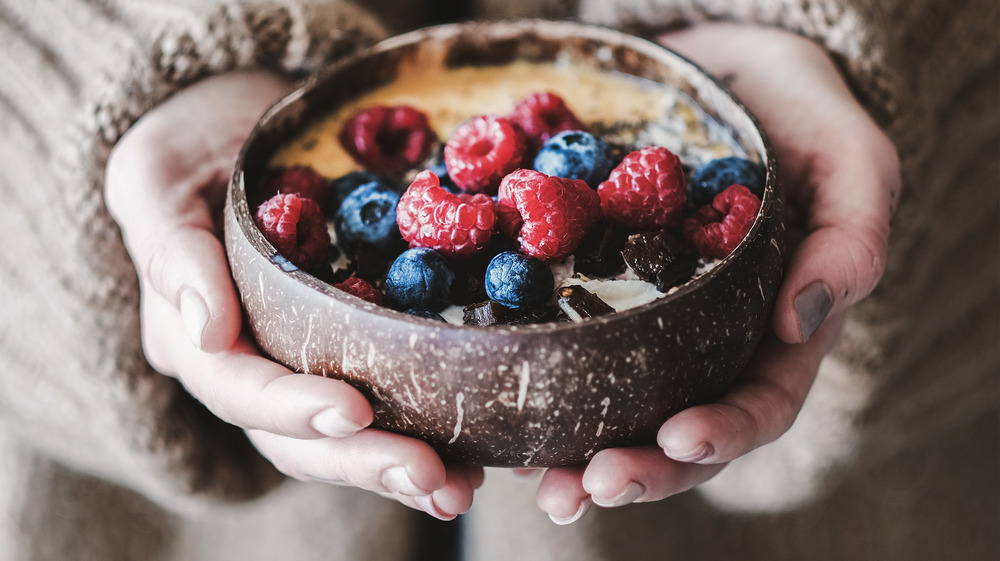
[689,157,765,208]
[385,248,455,312]
[334,180,403,252]
[485,251,554,308]
[533,130,615,188]
[328,171,381,212]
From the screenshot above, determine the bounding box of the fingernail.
[512,468,543,479]
[310,408,364,438]
[381,466,431,496]
[549,498,592,525]
[663,441,713,463]
[179,288,209,350]
[794,282,832,342]
[415,494,456,521]
[592,482,644,508]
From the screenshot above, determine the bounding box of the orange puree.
[271,61,675,179]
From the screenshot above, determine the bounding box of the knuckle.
[138,235,177,300]
[844,227,887,297]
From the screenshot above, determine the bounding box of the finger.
[581,447,726,507]
[139,224,243,353]
[414,464,484,520]
[105,140,242,354]
[773,130,900,343]
[535,466,593,525]
[105,71,293,353]
[248,428,448,498]
[658,314,845,464]
[145,291,373,438]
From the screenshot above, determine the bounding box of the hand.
[104,70,482,520]
[535,23,900,523]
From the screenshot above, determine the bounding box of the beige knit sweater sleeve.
[1,0,995,516]
[560,0,999,512]
[0,0,386,513]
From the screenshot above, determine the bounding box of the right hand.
[104,70,482,520]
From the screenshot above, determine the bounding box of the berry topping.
[597,146,687,230]
[484,251,555,309]
[396,170,498,259]
[682,184,761,259]
[334,180,404,253]
[689,156,766,208]
[338,105,436,174]
[269,165,329,205]
[509,92,585,150]
[497,169,603,262]
[621,230,698,292]
[329,170,381,213]
[332,276,386,306]
[444,115,527,194]
[385,248,455,312]
[533,130,616,189]
[255,193,330,270]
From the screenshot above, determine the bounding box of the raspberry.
[597,146,687,230]
[497,169,603,262]
[332,276,386,306]
[509,92,585,151]
[682,184,761,259]
[268,165,329,205]
[338,105,436,175]
[254,193,331,270]
[396,170,498,259]
[443,115,527,194]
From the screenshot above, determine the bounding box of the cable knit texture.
[0,0,996,559]
[0,0,386,514]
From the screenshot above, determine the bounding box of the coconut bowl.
[224,20,785,467]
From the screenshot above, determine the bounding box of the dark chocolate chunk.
[348,241,394,284]
[450,267,488,305]
[404,308,447,322]
[573,220,629,277]
[463,300,562,326]
[557,285,615,319]
[621,230,698,292]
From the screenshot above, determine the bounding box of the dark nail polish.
[794,282,832,342]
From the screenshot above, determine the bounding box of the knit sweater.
[0,0,996,559]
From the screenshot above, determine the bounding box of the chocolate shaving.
[557,285,615,319]
[463,301,563,326]
[621,230,698,292]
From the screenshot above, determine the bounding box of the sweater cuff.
[577,0,897,128]
[85,1,387,151]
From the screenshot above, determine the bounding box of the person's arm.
[535,20,900,523]
[0,0,425,514]
[104,69,483,520]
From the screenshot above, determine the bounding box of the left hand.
[534,23,900,524]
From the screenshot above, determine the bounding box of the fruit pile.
[253,92,765,325]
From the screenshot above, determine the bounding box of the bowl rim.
[231,18,777,334]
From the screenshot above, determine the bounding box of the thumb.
[773,135,900,343]
[133,223,243,353]
[105,133,243,354]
